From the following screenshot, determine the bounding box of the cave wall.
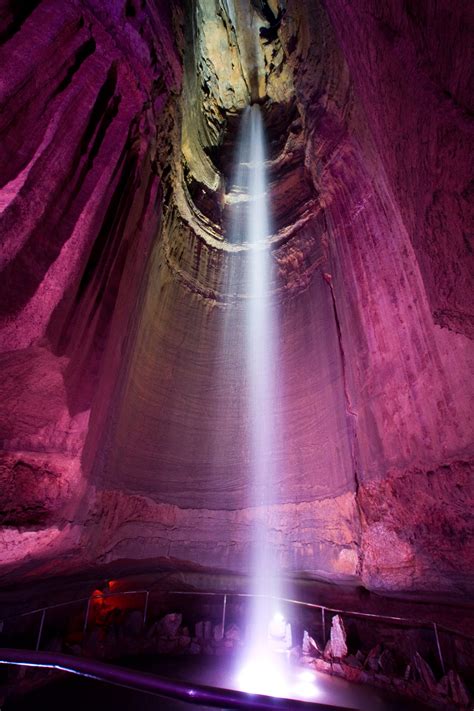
[87,222,359,578]
[0,0,181,574]
[293,0,474,590]
[82,0,360,581]
[0,0,472,594]
[325,0,474,339]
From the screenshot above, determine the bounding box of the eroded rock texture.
[0,0,472,595]
[0,0,181,575]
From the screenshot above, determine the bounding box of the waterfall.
[229,105,287,694]
[245,105,281,638]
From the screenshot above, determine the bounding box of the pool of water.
[4,653,431,710]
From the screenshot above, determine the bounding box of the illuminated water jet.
[225,105,320,703]
[228,104,290,697]
[244,105,281,639]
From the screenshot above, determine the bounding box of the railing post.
[221,594,227,639]
[143,591,149,625]
[433,622,446,675]
[36,609,46,651]
[321,606,326,646]
[83,598,92,636]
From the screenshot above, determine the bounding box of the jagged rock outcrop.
[0,0,472,595]
[0,0,181,575]
[359,461,474,590]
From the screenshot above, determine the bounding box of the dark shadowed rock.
[156,612,182,638]
[366,644,383,672]
[378,648,397,675]
[412,652,437,693]
[122,610,143,638]
[345,654,363,669]
[224,623,241,642]
[447,670,471,706]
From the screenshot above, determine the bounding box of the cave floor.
[3,653,430,711]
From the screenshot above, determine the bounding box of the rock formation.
[0,0,472,596]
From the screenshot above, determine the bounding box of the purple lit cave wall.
[0,0,473,595]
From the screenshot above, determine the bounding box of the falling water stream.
[228,105,289,695]
[218,105,426,708]
[243,106,281,637]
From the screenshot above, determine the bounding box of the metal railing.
[167,589,474,674]
[0,647,354,710]
[2,587,473,675]
[0,589,149,651]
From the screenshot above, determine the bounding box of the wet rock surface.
[0,0,472,603]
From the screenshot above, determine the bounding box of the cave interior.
[0,0,473,705]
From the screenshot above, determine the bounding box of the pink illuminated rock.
[0,0,472,599]
[324,615,348,660]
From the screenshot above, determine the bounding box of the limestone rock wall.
[324,0,474,339]
[0,0,181,578]
[0,0,472,595]
[85,0,360,582]
[292,0,474,591]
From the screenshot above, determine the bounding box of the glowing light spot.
[237,653,320,702]
[237,655,289,698]
[299,669,316,683]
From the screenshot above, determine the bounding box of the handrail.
[2,587,472,641]
[0,648,355,710]
[14,589,149,619]
[166,590,474,642]
[0,589,150,650]
[2,585,472,676]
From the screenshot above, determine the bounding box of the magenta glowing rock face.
[0,0,473,597]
